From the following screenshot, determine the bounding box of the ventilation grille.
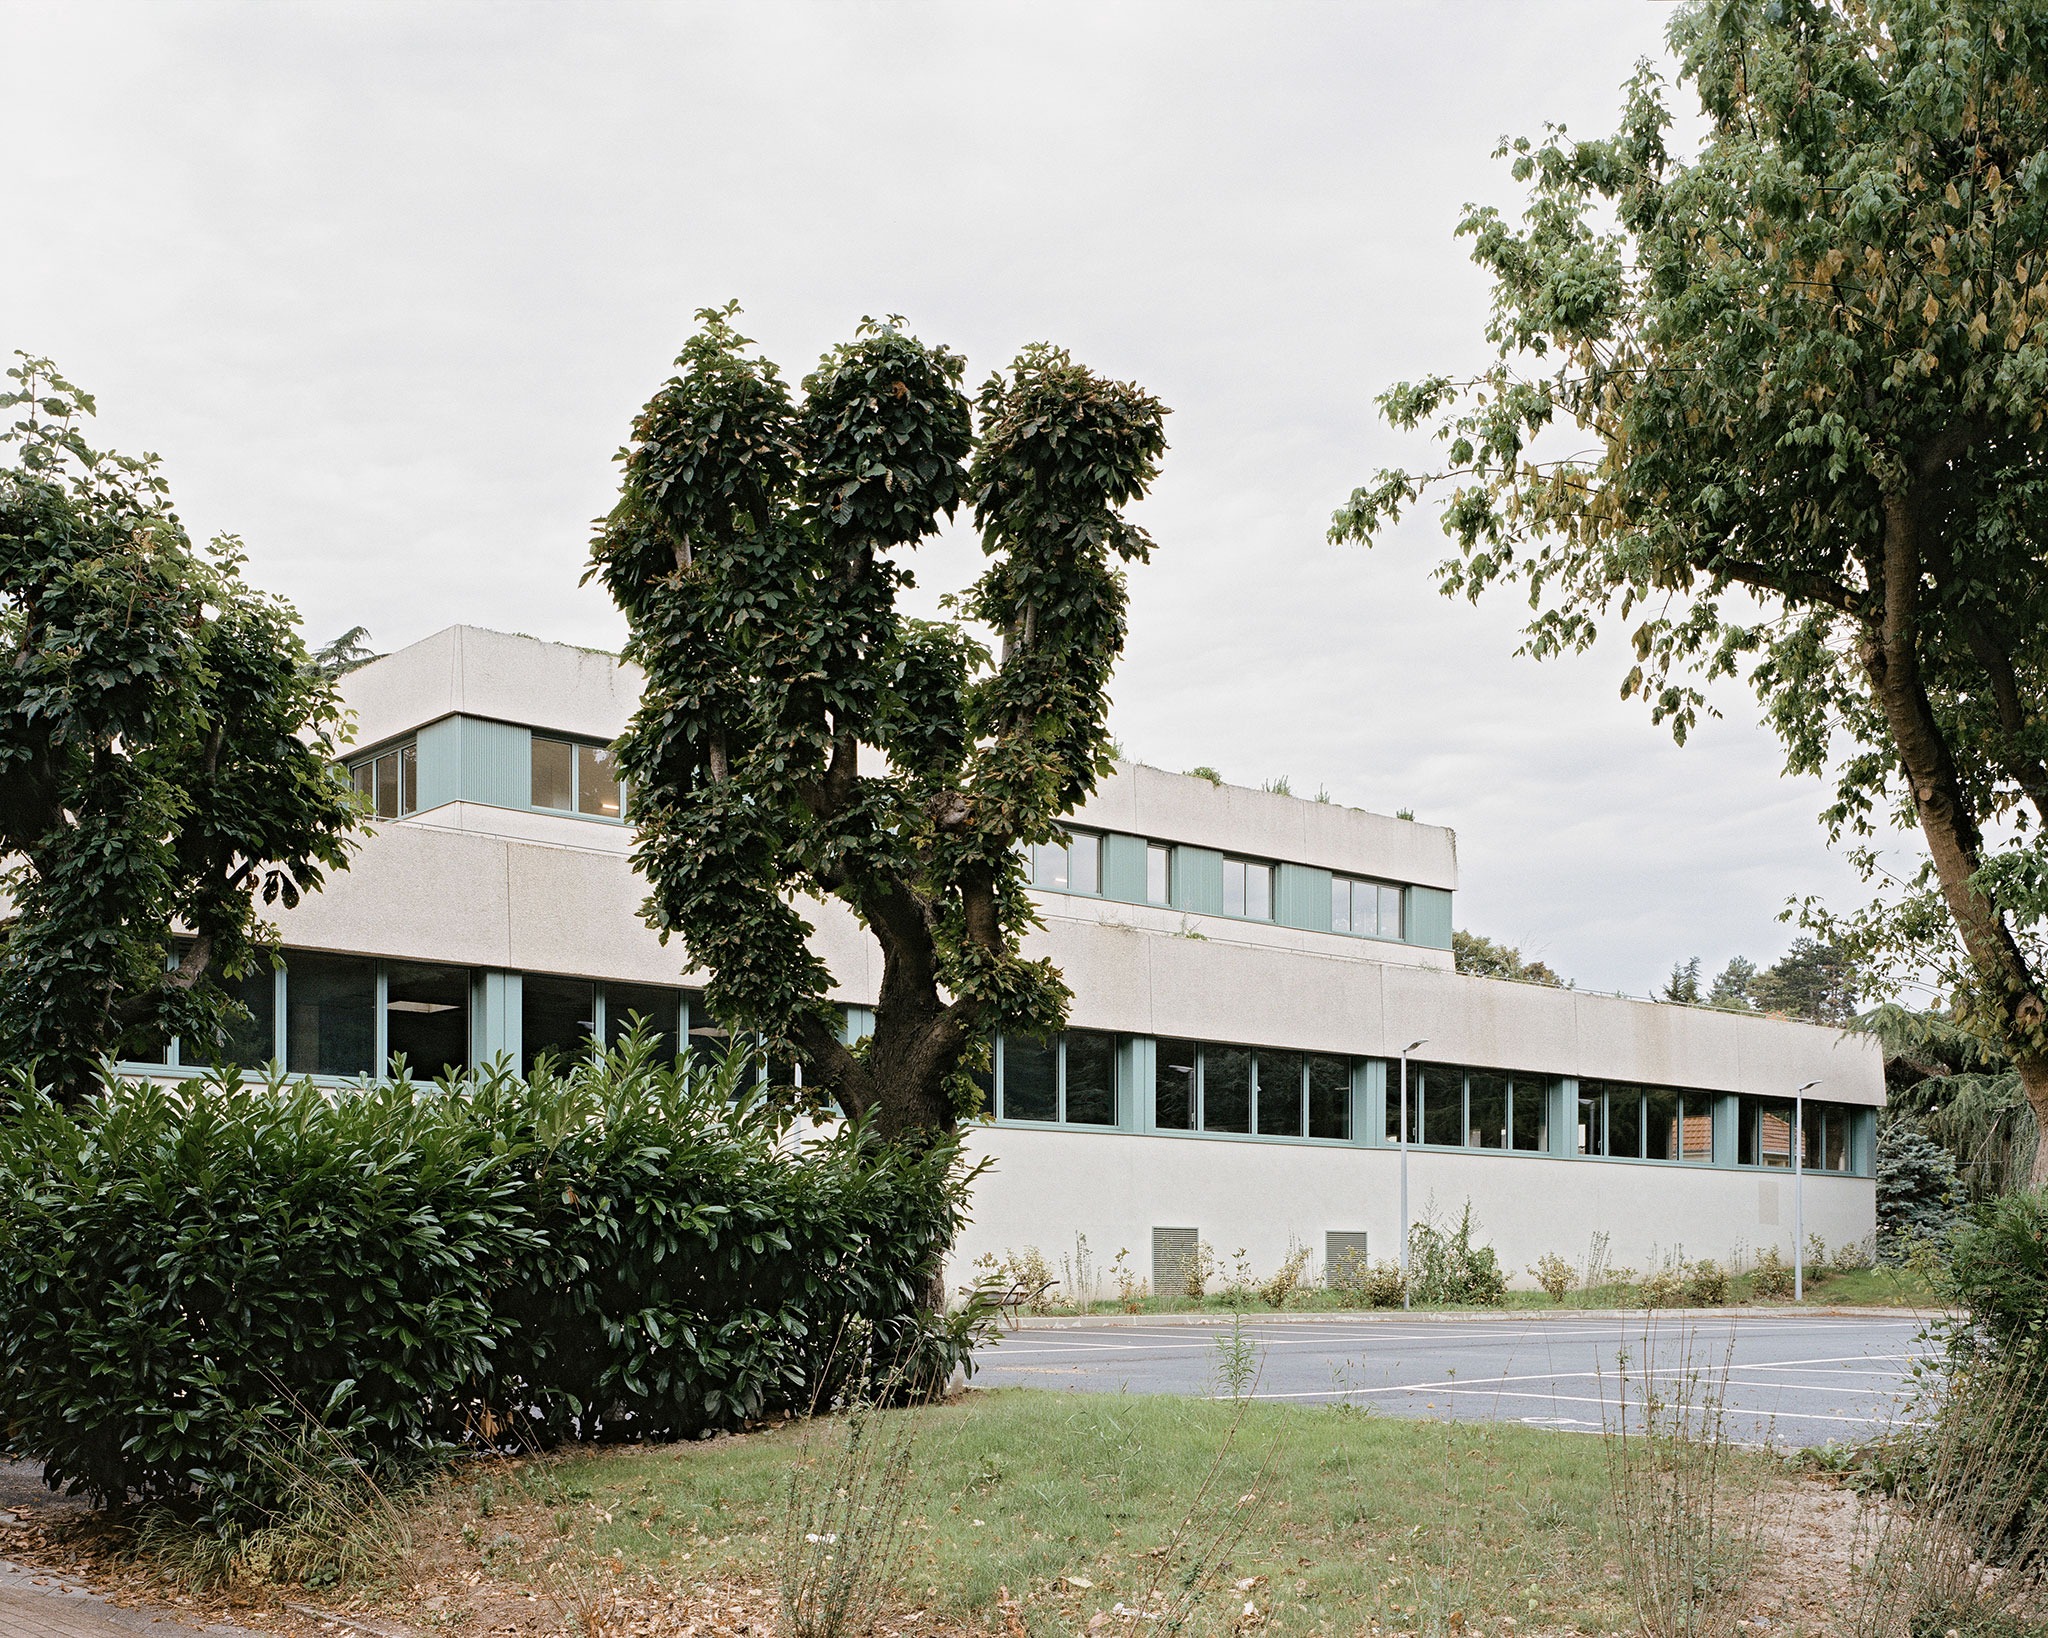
[1325,1230,1370,1285]
[1152,1227,1197,1300]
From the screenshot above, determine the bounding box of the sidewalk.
[0,1561,261,1638]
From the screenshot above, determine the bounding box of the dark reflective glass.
[1823,1108,1849,1171]
[604,982,681,1060]
[522,974,596,1074]
[1065,1031,1116,1125]
[1202,1046,1251,1133]
[1257,1050,1303,1136]
[1155,1037,1196,1129]
[1646,1088,1681,1160]
[1002,1036,1057,1121]
[1608,1085,1644,1158]
[1307,1054,1350,1140]
[285,952,376,1077]
[1420,1062,1463,1147]
[1511,1077,1549,1151]
[386,961,469,1079]
[1578,1093,1606,1156]
[1467,1070,1508,1148]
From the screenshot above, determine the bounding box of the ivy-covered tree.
[1334,1,2048,1182]
[590,308,1167,1142]
[0,356,360,1100]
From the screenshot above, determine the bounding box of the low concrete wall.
[950,1124,1875,1298]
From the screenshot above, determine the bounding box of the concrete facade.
[147,625,1884,1293]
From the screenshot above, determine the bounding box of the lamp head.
[1405,1038,1429,1054]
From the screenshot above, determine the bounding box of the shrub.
[1182,1240,1219,1300]
[1684,1259,1731,1306]
[1258,1243,1312,1309]
[1407,1203,1506,1307]
[1634,1266,1686,1309]
[0,1045,972,1524]
[1528,1252,1574,1302]
[1328,1249,1404,1308]
[1750,1246,1796,1302]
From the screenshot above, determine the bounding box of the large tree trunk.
[1865,491,2048,1188]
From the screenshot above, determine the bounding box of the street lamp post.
[1793,1079,1819,1302]
[1399,1039,1428,1310]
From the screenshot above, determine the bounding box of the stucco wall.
[951,1123,1876,1297]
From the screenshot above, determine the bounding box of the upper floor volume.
[338,627,1458,959]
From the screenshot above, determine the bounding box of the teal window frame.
[347,738,418,819]
[529,733,628,823]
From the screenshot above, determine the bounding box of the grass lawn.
[504,1389,1664,1636]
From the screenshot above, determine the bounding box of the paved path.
[977,1309,1936,1446]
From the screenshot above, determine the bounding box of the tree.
[1452,929,1567,987]
[1332,1,2048,1182]
[1661,957,1704,1005]
[589,308,1168,1143]
[0,356,360,1099]
[1709,955,1760,1010]
[1750,935,1861,1023]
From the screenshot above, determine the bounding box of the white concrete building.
[129,626,1884,1292]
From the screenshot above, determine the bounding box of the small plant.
[1258,1242,1312,1309]
[1186,765,1224,785]
[1407,1202,1507,1306]
[1261,775,1292,796]
[1529,1252,1575,1302]
[1601,1328,1775,1638]
[1750,1245,1796,1302]
[1218,1245,1258,1308]
[1212,1311,1262,1400]
[1183,1240,1219,1300]
[1635,1264,1686,1309]
[1061,1233,1096,1307]
[1575,1229,1614,1306]
[779,1347,932,1638]
[1110,1247,1145,1313]
[975,1245,1058,1314]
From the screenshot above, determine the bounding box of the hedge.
[0,1044,973,1522]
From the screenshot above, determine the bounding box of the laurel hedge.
[0,1046,972,1523]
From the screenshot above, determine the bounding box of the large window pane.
[1065,1031,1116,1125]
[400,743,418,814]
[1155,1037,1196,1129]
[1308,1055,1350,1140]
[1147,845,1172,906]
[1467,1070,1508,1149]
[1331,877,1352,933]
[1379,884,1404,939]
[605,981,682,1060]
[1033,840,1070,890]
[1646,1088,1681,1160]
[1389,1059,1423,1143]
[386,961,469,1080]
[1823,1108,1850,1172]
[531,737,574,811]
[1802,1105,1824,1170]
[577,744,622,818]
[1420,1062,1463,1147]
[285,952,376,1077]
[1222,859,1246,917]
[1608,1085,1644,1159]
[1257,1050,1303,1136]
[1068,833,1100,896]
[207,962,278,1070]
[1756,1099,1794,1167]
[1244,863,1272,921]
[350,760,373,805]
[1578,1092,1606,1156]
[1511,1076,1549,1151]
[373,749,402,819]
[1352,880,1376,937]
[1002,1036,1057,1121]
[1203,1045,1252,1133]
[1682,1096,1715,1162]
[523,974,596,1073]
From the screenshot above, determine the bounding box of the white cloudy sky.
[2,0,1907,996]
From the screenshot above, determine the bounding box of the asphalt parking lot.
[975,1310,1936,1446]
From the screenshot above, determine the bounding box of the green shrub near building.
[0,1046,971,1527]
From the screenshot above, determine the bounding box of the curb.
[1000,1304,1945,1330]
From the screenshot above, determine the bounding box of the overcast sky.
[2,0,1906,996]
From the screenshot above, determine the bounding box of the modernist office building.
[125,627,1884,1291]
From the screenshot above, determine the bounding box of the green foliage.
[1750,1246,1796,1302]
[1452,929,1566,987]
[1662,957,1704,1005]
[1705,938,1864,1023]
[1185,765,1223,785]
[1528,1251,1575,1301]
[0,356,360,1099]
[1335,2,2048,1161]
[589,307,1167,1140]
[1328,1248,1406,1307]
[0,1042,973,1524]
[1861,1003,2041,1197]
[1407,1204,1507,1306]
[1878,1119,1965,1260]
